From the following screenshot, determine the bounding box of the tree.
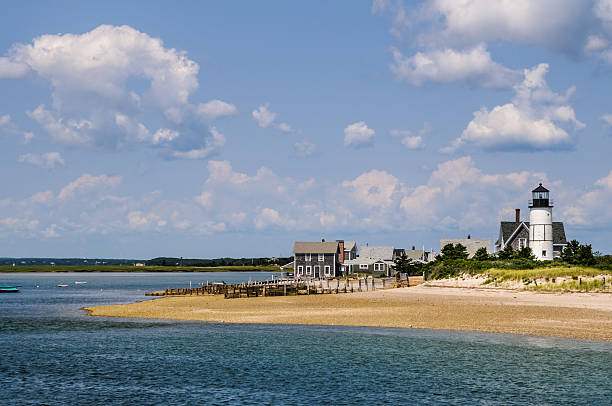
[497,245,514,260]
[472,247,490,261]
[440,243,469,260]
[561,240,595,266]
[394,253,412,277]
[515,246,535,260]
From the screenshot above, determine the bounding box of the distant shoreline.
[86,285,612,341]
[0,265,282,273]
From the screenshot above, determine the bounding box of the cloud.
[342,169,402,208]
[170,127,225,159]
[400,156,546,228]
[421,0,590,54]
[58,173,122,200]
[278,122,292,133]
[41,224,60,238]
[295,139,315,156]
[195,191,212,207]
[564,168,612,227]
[344,121,375,147]
[0,57,30,79]
[255,208,289,229]
[1,25,233,158]
[0,114,34,143]
[601,113,612,126]
[446,63,583,152]
[391,130,425,149]
[391,44,520,88]
[196,100,237,120]
[252,104,277,128]
[18,152,65,168]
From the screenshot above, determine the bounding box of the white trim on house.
[297,265,303,275]
[318,254,324,261]
[305,253,311,261]
[306,265,311,275]
[324,265,331,276]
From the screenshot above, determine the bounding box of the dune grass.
[484,266,608,282]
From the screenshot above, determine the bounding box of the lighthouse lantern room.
[529,183,553,260]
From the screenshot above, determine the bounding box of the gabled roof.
[344,258,395,266]
[343,241,356,251]
[496,221,567,246]
[403,249,426,261]
[359,246,394,260]
[293,241,339,254]
[532,183,549,193]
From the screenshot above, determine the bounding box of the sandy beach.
[85,286,612,341]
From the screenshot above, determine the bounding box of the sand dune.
[85,285,612,341]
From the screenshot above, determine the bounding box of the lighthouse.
[529,183,553,261]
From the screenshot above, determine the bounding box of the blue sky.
[2,0,612,258]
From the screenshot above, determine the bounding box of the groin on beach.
[146,276,424,298]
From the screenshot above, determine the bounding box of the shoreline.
[85,286,612,341]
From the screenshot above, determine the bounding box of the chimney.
[336,240,344,263]
[322,238,325,242]
[515,208,520,223]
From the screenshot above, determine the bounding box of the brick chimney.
[336,240,344,263]
[515,208,520,223]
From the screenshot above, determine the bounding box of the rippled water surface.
[1,272,612,405]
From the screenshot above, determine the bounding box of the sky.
[2,0,612,258]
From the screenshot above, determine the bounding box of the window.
[306,266,311,275]
[374,263,385,272]
[542,250,547,257]
[314,265,320,275]
[305,253,311,261]
[359,264,368,270]
[519,238,527,250]
[324,265,331,275]
[318,253,324,261]
[297,266,303,274]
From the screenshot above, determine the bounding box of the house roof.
[497,221,567,246]
[344,258,395,266]
[532,183,549,193]
[403,249,426,261]
[343,241,356,251]
[293,241,339,254]
[359,246,394,260]
[280,261,294,270]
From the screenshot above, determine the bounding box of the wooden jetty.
[146,276,423,299]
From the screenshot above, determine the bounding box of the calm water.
[1,273,612,405]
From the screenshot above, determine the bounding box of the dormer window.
[305,253,311,261]
[318,254,324,261]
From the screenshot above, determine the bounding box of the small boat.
[0,286,20,293]
[74,281,87,285]
[57,284,69,288]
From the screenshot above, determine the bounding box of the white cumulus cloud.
[446,63,583,152]
[252,104,277,128]
[391,44,520,88]
[58,173,122,200]
[344,121,375,147]
[196,100,237,120]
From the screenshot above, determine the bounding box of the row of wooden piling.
[146,276,423,299]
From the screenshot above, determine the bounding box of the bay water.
[1,272,612,405]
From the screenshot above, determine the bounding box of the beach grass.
[0,265,281,273]
[483,266,609,282]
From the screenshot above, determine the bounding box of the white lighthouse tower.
[529,183,553,261]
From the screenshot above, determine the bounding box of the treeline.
[0,258,137,266]
[394,240,611,280]
[146,257,294,267]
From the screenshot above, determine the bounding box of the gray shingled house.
[293,240,342,279]
[344,246,396,276]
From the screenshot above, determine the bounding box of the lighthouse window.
[542,250,547,257]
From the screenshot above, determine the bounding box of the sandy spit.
[85,286,612,341]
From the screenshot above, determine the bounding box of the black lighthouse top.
[529,183,552,208]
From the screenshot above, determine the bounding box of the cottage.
[293,240,342,279]
[344,246,396,276]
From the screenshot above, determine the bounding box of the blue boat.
[0,286,20,293]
